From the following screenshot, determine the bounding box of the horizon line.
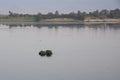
[0,8,120,15]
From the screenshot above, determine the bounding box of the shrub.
[46,50,53,57]
[39,50,53,57]
[39,51,46,56]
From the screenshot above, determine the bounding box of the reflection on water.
[1,23,120,30]
[0,23,120,80]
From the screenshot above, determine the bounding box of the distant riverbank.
[0,18,120,25]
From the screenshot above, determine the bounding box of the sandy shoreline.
[84,19,120,24]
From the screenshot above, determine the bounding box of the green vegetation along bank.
[0,8,120,24]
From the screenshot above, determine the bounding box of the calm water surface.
[0,24,120,80]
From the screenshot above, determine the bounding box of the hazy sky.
[0,0,120,14]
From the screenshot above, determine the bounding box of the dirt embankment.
[84,18,120,24]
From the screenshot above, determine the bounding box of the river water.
[0,24,120,80]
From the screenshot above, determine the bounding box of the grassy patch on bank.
[0,17,80,22]
[0,17,34,22]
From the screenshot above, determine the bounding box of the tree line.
[1,8,120,21]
